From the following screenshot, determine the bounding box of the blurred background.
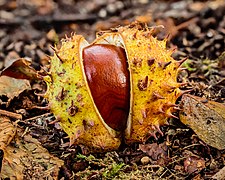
[0,0,224,71]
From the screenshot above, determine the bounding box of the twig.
[30,105,50,110]
[0,109,22,120]
[181,143,201,150]
[23,113,53,122]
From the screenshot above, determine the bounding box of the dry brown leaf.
[0,58,40,80]
[0,75,31,100]
[0,116,64,179]
[183,150,205,174]
[183,150,205,175]
[139,142,169,166]
[179,94,225,150]
[0,116,17,151]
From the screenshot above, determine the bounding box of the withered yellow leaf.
[180,94,225,150]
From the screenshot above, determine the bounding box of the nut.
[44,23,184,152]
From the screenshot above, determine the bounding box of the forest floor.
[0,0,225,179]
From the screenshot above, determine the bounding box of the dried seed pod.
[44,23,182,151]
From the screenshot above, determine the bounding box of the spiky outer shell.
[118,26,181,143]
[44,23,181,151]
[44,35,121,151]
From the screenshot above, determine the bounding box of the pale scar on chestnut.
[44,23,187,152]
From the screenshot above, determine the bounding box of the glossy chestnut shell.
[83,44,130,131]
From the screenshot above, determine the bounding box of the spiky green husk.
[44,23,182,151]
[119,26,181,143]
[44,35,121,151]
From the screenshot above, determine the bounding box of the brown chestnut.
[83,44,130,131]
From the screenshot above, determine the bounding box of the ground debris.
[183,150,206,174]
[0,116,63,179]
[0,0,225,179]
[212,165,225,180]
[139,142,170,166]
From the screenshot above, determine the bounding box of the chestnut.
[83,44,130,131]
[44,23,184,152]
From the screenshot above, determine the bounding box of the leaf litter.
[0,76,31,101]
[0,0,225,179]
[0,116,63,179]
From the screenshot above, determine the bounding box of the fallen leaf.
[179,94,225,150]
[0,116,64,179]
[0,76,31,100]
[0,116,17,151]
[184,157,205,174]
[139,142,169,166]
[0,58,40,80]
[183,150,205,174]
